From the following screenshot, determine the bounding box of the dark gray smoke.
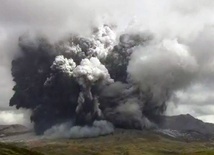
[10,25,197,137]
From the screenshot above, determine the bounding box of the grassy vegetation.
[0,143,44,155]
[1,130,214,155]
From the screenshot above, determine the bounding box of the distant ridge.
[160,114,214,135]
[0,124,29,135]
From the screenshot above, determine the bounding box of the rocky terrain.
[156,114,214,141]
[160,114,214,135]
[0,114,214,142]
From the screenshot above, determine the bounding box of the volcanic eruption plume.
[3,0,214,138]
[9,24,198,138]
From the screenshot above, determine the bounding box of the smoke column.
[0,0,213,137]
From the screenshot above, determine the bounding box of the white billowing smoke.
[44,55,77,86]
[51,55,76,76]
[73,57,113,85]
[44,120,114,138]
[91,25,116,58]
[128,39,198,105]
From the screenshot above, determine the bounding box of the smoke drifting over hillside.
[0,0,214,137]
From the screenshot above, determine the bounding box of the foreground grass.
[1,130,214,155]
[0,143,44,155]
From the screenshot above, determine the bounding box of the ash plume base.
[44,120,114,139]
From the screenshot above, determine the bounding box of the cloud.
[0,109,31,126]
[197,115,214,124]
[166,84,214,123]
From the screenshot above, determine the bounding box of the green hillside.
[0,143,44,155]
[1,130,214,155]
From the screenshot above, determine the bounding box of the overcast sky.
[0,0,214,125]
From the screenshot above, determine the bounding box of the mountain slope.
[160,114,214,135]
[0,124,29,137]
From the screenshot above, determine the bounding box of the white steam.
[51,55,76,76]
[128,39,198,105]
[73,57,113,85]
[44,120,114,138]
[91,25,116,58]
